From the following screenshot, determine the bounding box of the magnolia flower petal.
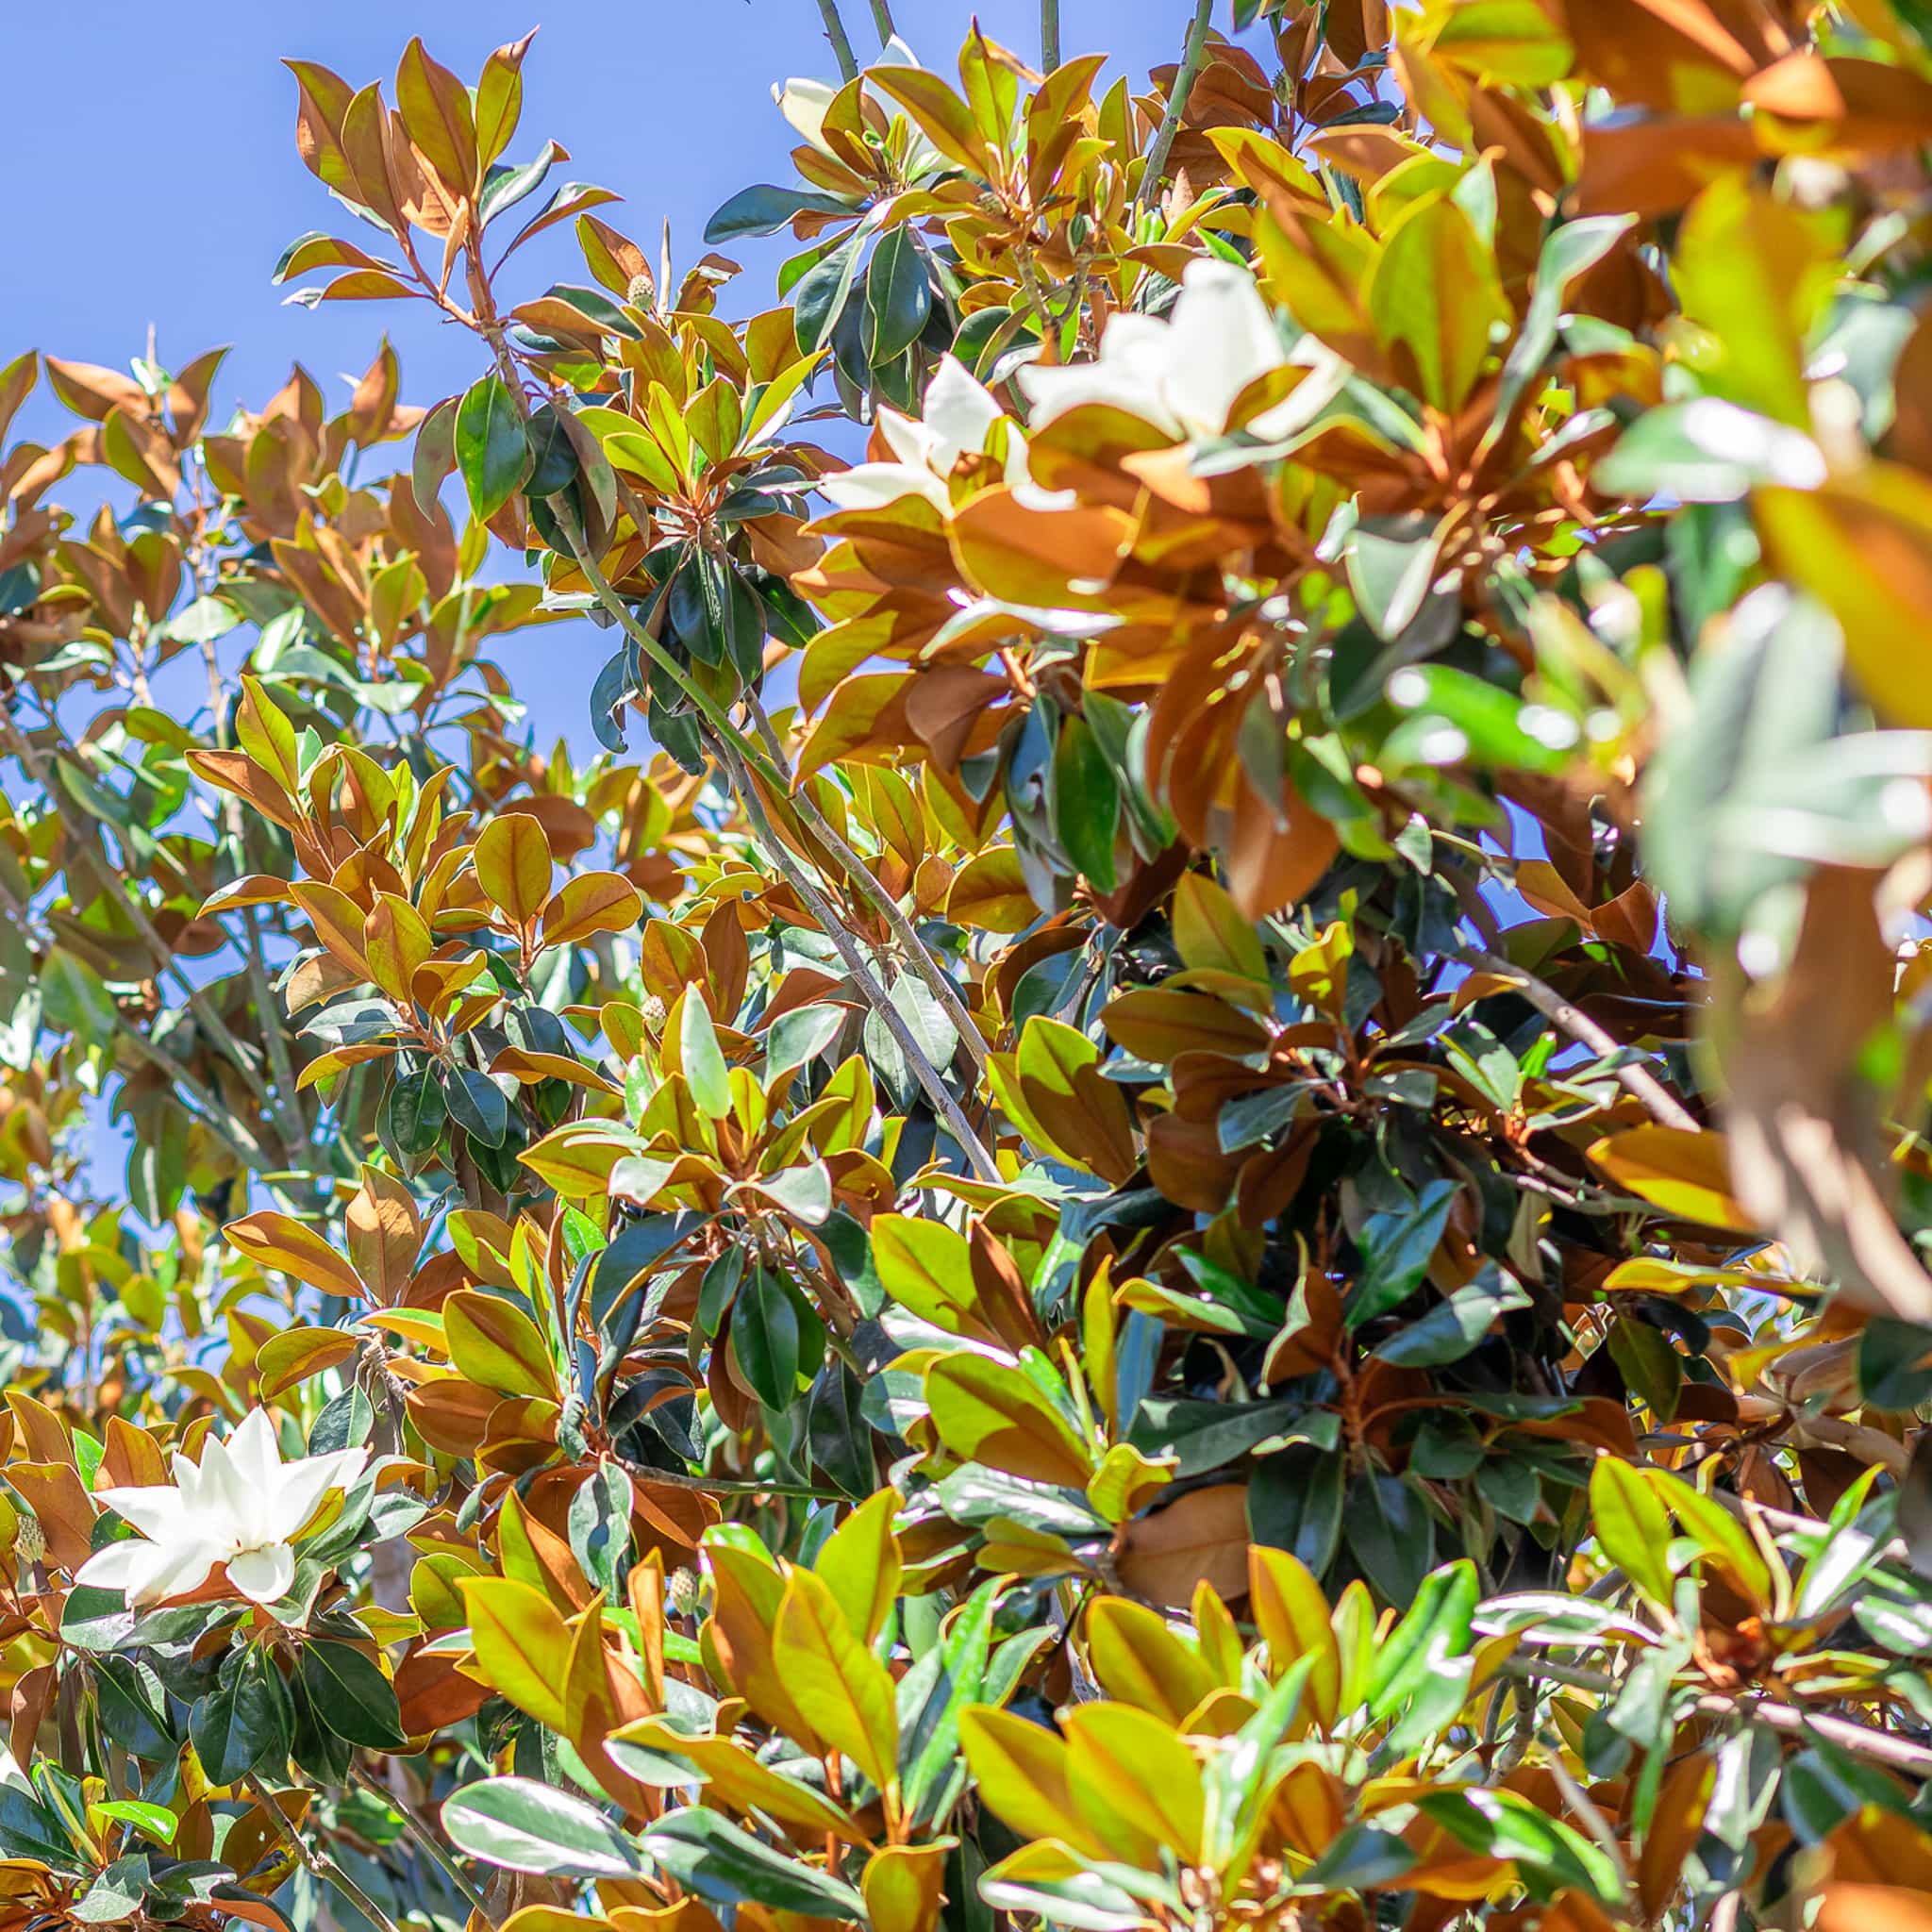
[819,464,948,512]
[1018,327,1180,437]
[226,1543,296,1607]
[1245,342,1349,443]
[876,407,944,474]
[92,1483,192,1544]
[1164,260,1287,440]
[774,77,839,158]
[76,1535,225,1609]
[923,357,1003,470]
[270,1447,369,1541]
[192,1432,269,1552]
[226,1407,285,1492]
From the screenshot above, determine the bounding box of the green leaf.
[1348,1179,1457,1328]
[1384,663,1575,774]
[297,1641,406,1750]
[446,1067,511,1148]
[1249,1443,1344,1577]
[1301,1825,1417,1891]
[766,1005,844,1080]
[1130,1397,1332,1478]
[744,1161,833,1225]
[1587,1458,1677,1610]
[642,1807,866,1920]
[1417,1789,1622,1903]
[1373,1270,1531,1368]
[42,951,119,1050]
[441,1777,644,1878]
[1367,193,1509,413]
[74,1855,149,1924]
[1053,713,1120,891]
[1347,1470,1434,1604]
[91,1800,176,1846]
[1367,1559,1477,1722]
[1595,397,1824,504]
[794,233,867,356]
[190,1650,291,1787]
[680,989,732,1119]
[901,1576,1000,1821]
[568,1461,635,1596]
[1641,587,1929,938]
[381,1068,448,1163]
[864,227,932,365]
[91,1656,176,1761]
[455,375,532,524]
[0,1782,86,1870]
[731,1268,802,1411]
[1345,512,1450,641]
[1487,214,1635,439]
[706,184,856,243]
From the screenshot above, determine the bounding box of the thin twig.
[742,691,991,1074]
[552,501,786,792]
[814,0,860,82]
[243,1774,408,1932]
[705,724,1001,1183]
[1461,948,1701,1133]
[616,1454,853,1501]
[1703,1483,1908,1565]
[199,635,310,1165]
[1501,1656,1932,1776]
[1041,0,1061,72]
[1138,0,1214,212]
[348,1766,493,1922]
[553,503,999,1167]
[867,0,895,49]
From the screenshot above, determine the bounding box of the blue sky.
[0,0,1210,756]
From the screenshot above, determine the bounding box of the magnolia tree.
[7,1,1932,1929]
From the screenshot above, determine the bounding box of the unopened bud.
[13,1512,45,1567]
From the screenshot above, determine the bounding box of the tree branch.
[1138,0,1213,212]
[1502,1656,1932,1777]
[552,502,1000,1174]
[741,691,991,1074]
[243,1774,408,1932]
[704,724,1001,1184]
[348,1765,493,1922]
[813,0,860,82]
[1461,948,1701,1133]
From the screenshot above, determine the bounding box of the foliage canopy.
[7,2,1932,1930]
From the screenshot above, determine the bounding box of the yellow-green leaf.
[772,1569,900,1792]
[1587,1126,1755,1233]
[443,1289,558,1399]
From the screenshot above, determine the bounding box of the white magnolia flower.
[1018,258,1341,445]
[75,1407,366,1613]
[820,356,1068,515]
[774,37,944,178]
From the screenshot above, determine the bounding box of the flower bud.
[13,1512,45,1567]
